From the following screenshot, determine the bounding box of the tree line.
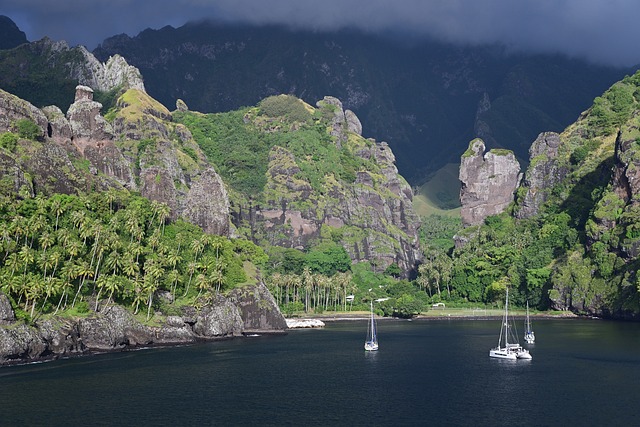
[0,190,264,321]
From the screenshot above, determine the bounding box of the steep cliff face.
[515,132,568,219]
[0,83,230,236]
[459,138,521,226]
[0,36,145,112]
[226,96,421,275]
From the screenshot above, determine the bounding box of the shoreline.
[286,310,583,324]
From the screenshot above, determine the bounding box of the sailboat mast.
[504,288,509,347]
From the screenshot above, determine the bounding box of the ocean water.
[1,318,639,426]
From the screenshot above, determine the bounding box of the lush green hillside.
[93,22,632,185]
[416,69,640,319]
[0,191,265,321]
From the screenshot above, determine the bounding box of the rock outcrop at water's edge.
[0,283,287,366]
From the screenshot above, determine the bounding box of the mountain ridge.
[92,20,634,185]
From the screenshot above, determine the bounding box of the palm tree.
[302,266,313,312]
[131,275,145,315]
[27,274,44,317]
[70,210,87,231]
[210,236,223,260]
[105,276,123,305]
[27,214,48,248]
[183,261,198,297]
[195,273,209,298]
[6,252,20,277]
[121,255,139,279]
[40,276,62,313]
[143,259,164,320]
[268,272,283,305]
[56,262,80,313]
[156,202,170,235]
[105,188,118,214]
[19,244,35,277]
[72,260,94,307]
[50,197,65,230]
[210,268,225,294]
[167,269,181,298]
[94,275,109,311]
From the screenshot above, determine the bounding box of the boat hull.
[364,341,379,351]
[489,348,517,359]
[517,349,532,359]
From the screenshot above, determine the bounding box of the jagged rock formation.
[515,132,568,219]
[92,20,631,187]
[459,138,521,226]
[28,38,145,94]
[243,98,421,275]
[0,33,145,114]
[71,48,145,93]
[0,88,48,138]
[0,283,287,365]
[320,96,362,148]
[0,85,230,235]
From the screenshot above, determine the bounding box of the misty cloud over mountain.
[2,0,640,67]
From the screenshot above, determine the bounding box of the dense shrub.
[259,95,311,122]
[15,118,41,140]
[0,132,18,151]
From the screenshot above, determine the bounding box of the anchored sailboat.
[489,288,531,360]
[524,301,535,344]
[364,301,379,351]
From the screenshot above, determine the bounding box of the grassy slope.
[412,163,461,217]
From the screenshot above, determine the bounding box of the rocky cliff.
[91,19,631,187]
[223,96,422,275]
[514,132,569,219]
[0,82,230,235]
[459,138,521,226]
[0,283,287,366]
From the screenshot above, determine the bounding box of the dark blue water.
[1,318,639,426]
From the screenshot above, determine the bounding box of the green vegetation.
[15,119,41,141]
[0,190,265,322]
[411,70,640,316]
[413,163,462,216]
[259,94,312,123]
[0,132,18,151]
[174,100,377,200]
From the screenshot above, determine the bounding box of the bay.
[1,318,639,426]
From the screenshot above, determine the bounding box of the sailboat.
[364,301,379,351]
[489,288,531,360]
[524,301,535,344]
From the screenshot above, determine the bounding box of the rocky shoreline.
[0,282,288,366]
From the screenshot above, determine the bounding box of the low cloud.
[2,0,640,66]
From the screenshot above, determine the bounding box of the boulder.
[228,282,288,332]
[193,295,244,337]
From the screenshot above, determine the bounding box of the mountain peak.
[0,15,28,50]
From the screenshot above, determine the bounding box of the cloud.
[2,0,640,66]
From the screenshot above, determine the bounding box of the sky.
[2,0,640,67]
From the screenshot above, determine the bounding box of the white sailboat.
[364,301,379,351]
[524,301,535,344]
[489,288,531,360]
